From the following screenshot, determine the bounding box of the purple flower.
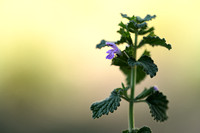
[153,86,159,91]
[106,42,121,59]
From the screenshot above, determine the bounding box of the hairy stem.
[129,31,138,133]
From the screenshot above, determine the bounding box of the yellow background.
[0,0,200,133]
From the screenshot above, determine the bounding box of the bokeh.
[0,0,200,133]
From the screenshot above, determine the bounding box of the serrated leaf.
[143,14,156,21]
[96,40,107,49]
[138,27,155,35]
[146,91,169,122]
[121,13,135,21]
[138,56,158,78]
[127,56,158,78]
[135,87,154,100]
[90,89,121,119]
[121,13,131,20]
[136,14,156,23]
[127,20,137,32]
[138,36,172,50]
[127,58,137,66]
[137,126,152,133]
[127,21,147,32]
[136,22,147,29]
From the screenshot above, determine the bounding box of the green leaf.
[121,13,131,20]
[138,27,155,35]
[138,35,172,50]
[112,55,128,67]
[135,87,154,100]
[119,21,127,29]
[137,126,152,133]
[116,36,127,45]
[128,56,158,78]
[124,46,134,56]
[122,127,150,133]
[120,66,146,86]
[136,66,147,84]
[127,20,137,32]
[112,46,132,66]
[90,89,121,119]
[117,28,133,45]
[146,91,169,122]
[96,40,107,49]
[122,130,129,133]
[119,66,131,86]
[112,48,147,85]
[127,58,137,66]
[128,49,151,66]
[119,50,147,85]
[136,22,147,29]
[117,28,127,36]
[137,56,158,78]
[142,49,151,56]
[121,82,129,91]
[127,21,147,32]
[121,13,135,21]
[136,14,156,23]
[119,66,130,85]
[122,127,151,133]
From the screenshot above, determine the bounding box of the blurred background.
[0,0,200,133]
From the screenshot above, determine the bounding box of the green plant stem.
[129,31,138,133]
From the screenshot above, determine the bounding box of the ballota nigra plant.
[90,13,172,133]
